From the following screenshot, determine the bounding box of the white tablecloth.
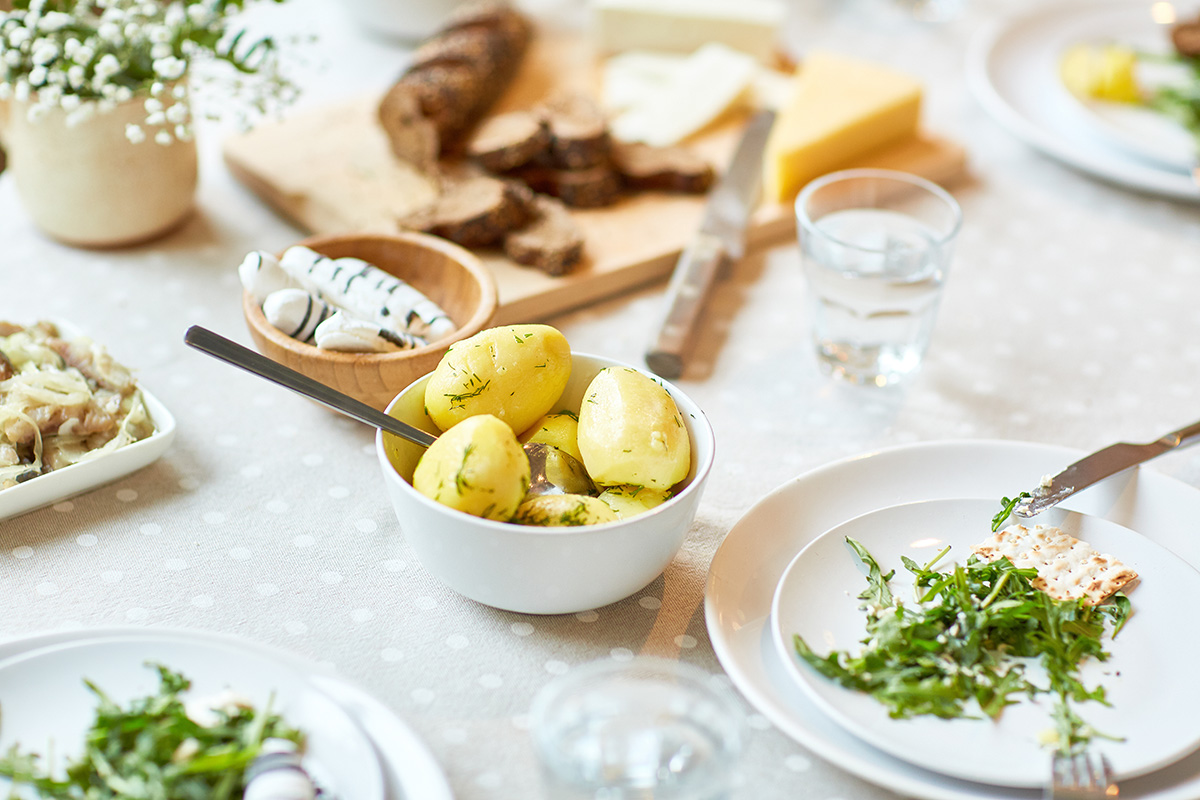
[2,1,1199,798]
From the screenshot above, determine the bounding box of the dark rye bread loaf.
[380,1,531,154]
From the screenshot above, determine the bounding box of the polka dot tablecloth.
[3,1,1200,798]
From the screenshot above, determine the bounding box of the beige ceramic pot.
[0,96,197,248]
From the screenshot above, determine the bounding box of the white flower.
[150,80,164,95]
[174,123,192,141]
[165,101,188,124]
[37,82,60,104]
[187,4,214,25]
[7,26,32,48]
[113,85,132,102]
[146,110,165,125]
[60,93,81,111]
[97,21,122,43]
[124,22,141,39]
[154,128,172,145]
[67,64,85,88]
[63,37,80,56]
[171,84,186,99]
[151,42,172,60]
[13,78,30,101]
[37,11,73,32]
[164,5,186,27]
[125,122,146,143]
[28,64,47,86]
[74,44,95,64]
[31,41,58,65]
[152,55,185,80]
[144,96,163,113]
[149,25,172,44]
[4,50,22,67]
[0,83,11,101]
[25,102,48,123]
[94,53,121,79]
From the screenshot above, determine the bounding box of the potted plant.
[0,0,294,247]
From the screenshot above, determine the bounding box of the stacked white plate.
[967,1,1200,203]
[705,440,1200,799]
[0,628,453,800]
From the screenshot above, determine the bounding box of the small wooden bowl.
[242,231,498,411]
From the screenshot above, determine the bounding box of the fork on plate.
[1047,752,1119,799]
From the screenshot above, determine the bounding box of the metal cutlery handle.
[1164,418,1200,449]
[183,325,437,448]
[645,232,729,379]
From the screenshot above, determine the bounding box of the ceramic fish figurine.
[238,251,292,305]
[262,288,336,344]
[244,738,317,800]
[314,311,427,353]
[279,246,456,341]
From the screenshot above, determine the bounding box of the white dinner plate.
[0,628,454,800]
[0,634,385,800]
[967,1,1200,203]
[705,439,1200,800]
[770,499,1200,787]
[0,320,177,521]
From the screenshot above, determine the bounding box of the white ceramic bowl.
[376,353,716,615]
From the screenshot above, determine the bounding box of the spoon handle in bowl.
[183,325,437,448]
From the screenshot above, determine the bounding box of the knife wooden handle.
[645,231,729,379]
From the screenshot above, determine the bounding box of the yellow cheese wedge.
[763,52,923,204]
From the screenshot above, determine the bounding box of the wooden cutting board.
[223,33,967,325]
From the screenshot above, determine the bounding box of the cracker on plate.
[972,524,1138,605]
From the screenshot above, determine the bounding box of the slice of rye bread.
[538,93,612,170]
[503,194,584,275]
[403,175,533,248]
[509,163,623,208]
[972,524,1138,605]
[466,110,551,172]
[610,141,714,194]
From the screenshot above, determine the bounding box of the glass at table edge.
[703,438,1200,800]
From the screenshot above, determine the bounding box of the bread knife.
[1013,417,1200,517]
[645,109,776,379]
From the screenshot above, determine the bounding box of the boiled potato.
[577,367,690,491]
[598,485,670,519]
[412,414,530,521]
[518,410,582,463]
[424,324,571,434]
[514,494,620,527]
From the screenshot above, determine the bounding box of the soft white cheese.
[588,0,786,62]
[609,42,758,146]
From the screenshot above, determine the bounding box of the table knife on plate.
[644,108,776,379]
[1014,417,1200,517]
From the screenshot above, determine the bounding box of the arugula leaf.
[991,492,1031,532]
[0,662,304,799]
[793,536,1129,754]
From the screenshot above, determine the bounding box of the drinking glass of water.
[795,168,962,387]
[529,657,745,799]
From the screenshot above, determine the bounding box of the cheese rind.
[588,0,785,63]
[763,52,922,204]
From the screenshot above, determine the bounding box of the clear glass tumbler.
[796,168,962,387]
[529,657,746,800]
